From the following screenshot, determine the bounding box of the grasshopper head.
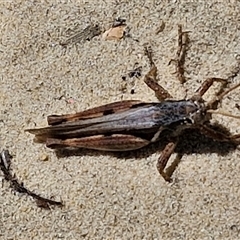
[190,82,240,125]
[187,98,211,125]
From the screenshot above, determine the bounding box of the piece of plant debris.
[121,63,142,94]
[0,149,63,209]
[155,20,165,35]
[60,24,101,46]
[102,18,127,41]
[112,17,126,27]
[128,66,142,79]
[122,63,142,80]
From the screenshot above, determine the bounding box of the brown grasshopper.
[26,25,240,181]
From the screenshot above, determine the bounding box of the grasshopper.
[26,25,240,181]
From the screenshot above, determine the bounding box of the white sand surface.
[1,1,240,239]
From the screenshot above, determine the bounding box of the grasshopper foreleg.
[193,78,227,100]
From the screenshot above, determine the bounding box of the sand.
[1,1,240,239]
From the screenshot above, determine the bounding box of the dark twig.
[0,150,63,209]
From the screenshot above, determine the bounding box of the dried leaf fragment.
[102,25,126,41]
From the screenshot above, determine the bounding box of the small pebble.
[39,154,49,161]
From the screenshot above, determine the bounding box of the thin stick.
[0,150,63,209]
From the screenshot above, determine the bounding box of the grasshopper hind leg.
[46,134,150,151]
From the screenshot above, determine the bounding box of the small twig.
[0,150,63,209]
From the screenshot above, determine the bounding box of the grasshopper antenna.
[207,109,240,119]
